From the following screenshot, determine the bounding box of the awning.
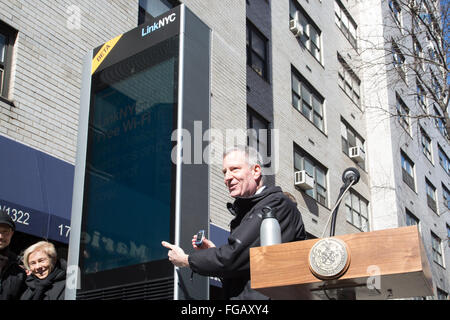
[0,135,74,244]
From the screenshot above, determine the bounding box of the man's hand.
[161,241,190,268]
[191,235,216,250]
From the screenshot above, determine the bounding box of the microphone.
[323,168,360,238]
[342,167,360,185]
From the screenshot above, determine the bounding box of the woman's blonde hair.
[22,241,57,271]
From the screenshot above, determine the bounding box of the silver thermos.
[260,206,281,246]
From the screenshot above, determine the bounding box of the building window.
[431,72,442,99]
[0,32,5,96]
[138,0,178,25]
[389,0,402,27]
[447,224,450,247]
[428,6,441,34]
[289,0,322,62]
[0,33,5,96]
[334,0,358,49]
[442,184,450,211]
[412,36,424,71]
[438,144,450,175]
[405,208,419,226]
[337,53,361,107]
[0,21,17,99]
[412,10,420,30]
[431,232,444,267]
[345,189,369,232]
[247,107,271,166]
[341,118,365,170]
[426,178,437,213]
[420,127,432,163]
[247,21,268,79]
[427,41,439,63]
[401,151,415,191]
[416,79,427,112]
[291,69,324,132]
[396,94,410,132]
[419,1,432,25]
[434,106,448,139]
[392,40,406,81]
[293,146,328,207]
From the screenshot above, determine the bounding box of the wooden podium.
[250,226,434,300]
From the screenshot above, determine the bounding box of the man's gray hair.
[223,145,263,168]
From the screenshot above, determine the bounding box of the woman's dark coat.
[20,259,66,300]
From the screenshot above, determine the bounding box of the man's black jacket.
[0,248,26,300]
[188,186,307,299]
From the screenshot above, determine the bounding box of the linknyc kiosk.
[66,5,210,300]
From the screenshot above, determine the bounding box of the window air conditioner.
[289,19,303,37]
[349,146,365,162]
[294,170,314,190]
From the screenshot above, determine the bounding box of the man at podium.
[162,145,307,299]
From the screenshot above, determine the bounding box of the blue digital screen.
[81,38,178,274]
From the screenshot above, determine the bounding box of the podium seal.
[309,237,350,280]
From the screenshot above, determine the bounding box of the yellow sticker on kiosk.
[91,34,123,74]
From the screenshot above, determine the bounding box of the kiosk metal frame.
[66,4,210,300]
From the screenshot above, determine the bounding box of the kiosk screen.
[80,36,178,275]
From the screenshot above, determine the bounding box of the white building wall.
[360,0,450,297]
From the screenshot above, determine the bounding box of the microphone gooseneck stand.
[319,168,361,300]
[321,167,360,239]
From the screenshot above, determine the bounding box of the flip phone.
[195,229,205,246]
